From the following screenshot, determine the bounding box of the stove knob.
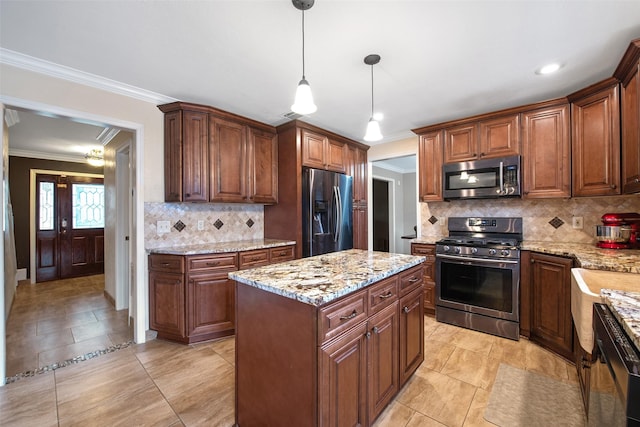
[489,248,497,255]
[501,249,510,257]
[471,247,478,254]
[454,246,461,254]
[443,245,450,252]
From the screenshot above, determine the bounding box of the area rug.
[484,363,586,426]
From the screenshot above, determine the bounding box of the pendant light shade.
[291,0,317,115]
[363,54,382,142]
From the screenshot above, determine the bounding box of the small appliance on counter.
[595,212,640,249]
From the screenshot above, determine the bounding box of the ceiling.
[2,1,640,160]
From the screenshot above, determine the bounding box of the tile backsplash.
[420,195,640,243]
[145,202,263,250]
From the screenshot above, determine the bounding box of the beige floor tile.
[407,412,448,427]
[462,388,498,427]
[38,335,114,368]
[0,372,58,427]
[373,400,415,426]
[396,369,477,427]
[422,338,455,372]
[441,346,502,390]
[488,336,528,369]
[524,342,570,382]
[448,328,497,356]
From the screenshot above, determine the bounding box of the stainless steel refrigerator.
[302,167,353,257]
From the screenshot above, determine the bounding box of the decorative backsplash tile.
[420,195,640,243]
[145,202,264,250]
[548,217,564,229]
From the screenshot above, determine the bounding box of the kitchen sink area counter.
[147,238,296,255]
[522,241,640,273]
[230,249,425,306]
[601,289,640,350]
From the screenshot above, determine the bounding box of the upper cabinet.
[159,102,278,204]
[615,38,640,194]
[521,102,571,199]
[569,79,621,197]
[443,114,520,163]
[301,129,347,173]
[417,131,444,202]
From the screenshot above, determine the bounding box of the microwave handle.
[499,160,504,195]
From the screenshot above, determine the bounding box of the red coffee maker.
[596,212,640,249]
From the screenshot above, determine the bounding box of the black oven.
[435,217,522,341]
[589,304,640,426]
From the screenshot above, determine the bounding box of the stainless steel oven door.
[435,254,519,321]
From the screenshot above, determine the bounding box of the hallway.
[5,275,132,380]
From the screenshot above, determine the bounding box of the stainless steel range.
[435,217,522,340]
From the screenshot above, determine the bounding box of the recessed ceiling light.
[536,63,562,75]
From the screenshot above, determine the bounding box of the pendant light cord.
[370,64,374,117]
[301,9,306,79]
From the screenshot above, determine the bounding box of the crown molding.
[0,48,177,105]
[9,148,86,164]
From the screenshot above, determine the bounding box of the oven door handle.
[436,254,519,265]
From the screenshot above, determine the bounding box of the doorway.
[35,173,105,282]
[373,179,390,252]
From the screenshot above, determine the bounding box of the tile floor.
[2,277,584,426]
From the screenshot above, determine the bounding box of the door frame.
[0,95,146,346]
[30,170,105,283]
[371,175,397,253]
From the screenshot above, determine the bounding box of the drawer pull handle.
[408,277,419,283]
[339,310,358,321]
[378,292,394,299]
[252,256,264,261]
[160,262,170,266]
[206,261,220,267]
[403,306,410,314]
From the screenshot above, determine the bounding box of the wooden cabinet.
[149,244,294,344]
[569,79,621,197]
[615,38,640,194]
[443,114,519,163]
[411,243,436,315]
[301,129,347,173]
[235,263,424,427]
[159,102,277,204]
[348,145,369,250]
[523,251,574,361]
[521,103,571,198]
[417,131,444,202]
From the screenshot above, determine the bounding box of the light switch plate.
[572,217,583,229]
[197,220,205,231]
[157,220,171,234]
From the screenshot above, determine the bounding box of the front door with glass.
[36,174,105,282]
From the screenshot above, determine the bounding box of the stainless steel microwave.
[442,155,521,200]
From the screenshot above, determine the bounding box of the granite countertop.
[229,249,426,307]
[521,241,640,274]
[148,238,296,255]
[601,289,640,352]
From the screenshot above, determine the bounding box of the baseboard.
[16,268,27,281]
[103,290,115,307]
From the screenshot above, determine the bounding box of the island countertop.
[229,249,426,306]
[601,289,640,352]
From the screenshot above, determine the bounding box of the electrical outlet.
[197,220,205,231]
[572,216,583,229]
[157,220,171,234]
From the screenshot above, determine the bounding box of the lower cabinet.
[149,244,295,344]
[521,251,574,360]
[411,243,436,314]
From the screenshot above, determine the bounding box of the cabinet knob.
[531,259,535,264]
[365,331,371,339]
[480,152,484,157]
[372,326,379,334]
[403,306,410,314]
[610,184,617,189]
[635,177,639,183]
[185,193,191,197]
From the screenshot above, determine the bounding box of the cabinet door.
[326,139,347,173]
[367,302,399,424]
[411,243,436,314]
[572,84,621,197]
[182,111,210,202]
[479,114,520,159]
[530,253,573,360]
[399,287,424,385]
[418,131,444,202]
[621,63,640,194]
[302,129,327,170]
[521,105,571,198]
[149,270,185,339]
[353,206,368,250]
[187,273,235,340]
[248,127,278,204]
[444,123,477,163]
[348,146,368,205]
[164,111,183,202]
[210,117,247,202]
[319,321,368,427]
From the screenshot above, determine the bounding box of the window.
[39,181,55,231]
[72,183,105,229]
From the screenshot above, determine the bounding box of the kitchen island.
[229,249,426,427]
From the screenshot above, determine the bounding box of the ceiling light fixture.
[363,54,382,142]
[85,149,104,167]
[536,63,562,75]
[291,0,317,115]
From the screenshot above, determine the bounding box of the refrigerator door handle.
[308,170,315,254]
[333,185,342,243]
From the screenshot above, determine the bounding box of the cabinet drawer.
[399,265,423,296]
[411,244,435,256]
[239,249,270,270]
[368,276,399,313]
[188,253,237,273]
[149,254,184,273]
[269,245,295,263]
[319,290,368,345]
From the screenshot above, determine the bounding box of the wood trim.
[279,120,370,151]
[613,38,640,84]
[566,77,620,102]
[158,101,275,133]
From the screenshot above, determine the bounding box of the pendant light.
[363,54,382,142]
[291,0,317,115]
